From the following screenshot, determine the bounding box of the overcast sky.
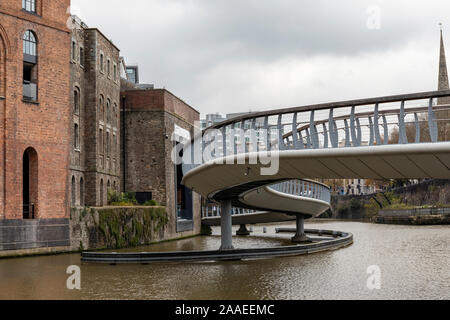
[71,0,450,117]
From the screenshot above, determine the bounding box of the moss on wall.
[70,207,169,250]
[98,207,168,249]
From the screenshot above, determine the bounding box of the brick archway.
[23,147,38,219]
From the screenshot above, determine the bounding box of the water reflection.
[0,221,448,300]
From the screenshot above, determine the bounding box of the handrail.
[208,90,450,129]
[185,91,450,164]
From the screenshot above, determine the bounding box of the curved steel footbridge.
[182,90,450,250]
[82,90,450,263]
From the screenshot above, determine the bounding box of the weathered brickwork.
[0,0,71,220]
[121,89,201,238]
[0,2,201,253]
[69,18,121,208]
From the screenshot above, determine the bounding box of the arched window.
[71,176,76,206]
[106,131,110,154]
[106,99,111,124]
[22,0,36,13]
[74,87,80,115]
[100,53,104,72]
[74,123,79,149]
[113,103,117,127]
[23,30,38,101]
[99,95,104,117]
[112,133,116,154]
[71,40,76,61]
[79,47,84,67]
[99,128,103,154]
[80,177,84,207]
[23,30,37,57]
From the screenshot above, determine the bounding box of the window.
[107,59,111,77]
[106,99,111,124]
[126,66,138,84]
[112,133,116,153]
[22,0,36,13]
[100,53,104,72]
[74,88,80,115]
[113,64,117,81]
[113,103,117,126]
[99,95,104,117]
[99,128,104,153]
[71,41,76,61]
[79,47,84,67]
[74,124,79,149]
[23,30,37,57]
[100,179,104,206]
[71,176,76,206]
[23,30,38,102]
[106,131,110,154]
[80,178,84,207]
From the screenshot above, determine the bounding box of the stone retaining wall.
[379,207,450,217]
[70,206,173,251]
[332,179,450,220]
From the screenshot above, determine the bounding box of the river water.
[0,221,448,300]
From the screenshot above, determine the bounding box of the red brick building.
[0,0,71,250]
[0,1,202,253]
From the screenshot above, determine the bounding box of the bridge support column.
[236,224,251,236]
[220,200,234,251]
[292,216,309,243]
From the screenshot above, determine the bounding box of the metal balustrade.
[269,179,331,203]
[202,205,257,219]
[201,179,331,219]
[183,90,450,175]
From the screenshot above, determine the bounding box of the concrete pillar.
[220,200,234,250]
[236,224,251,236]
[292,215,309,243]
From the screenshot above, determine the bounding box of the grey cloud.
[72,0,450,114]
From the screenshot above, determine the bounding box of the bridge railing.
[183,90,450,175]
[202,205,256,219]
[201,179,331,219]
[269,179,331,203]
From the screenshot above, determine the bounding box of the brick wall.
[121,89,201,238]
[0,0,71,220]
[69,21,121,208]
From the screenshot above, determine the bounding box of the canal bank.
[0,206,202,259]
[374,207,450,225]
[0,221,448,300]
[331,179,450,224]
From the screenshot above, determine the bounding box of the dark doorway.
[23,148,38,219]
[175,142,193,232]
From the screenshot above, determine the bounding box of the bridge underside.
[183,143,450,200]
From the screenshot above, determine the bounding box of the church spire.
[438,24,449,91]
